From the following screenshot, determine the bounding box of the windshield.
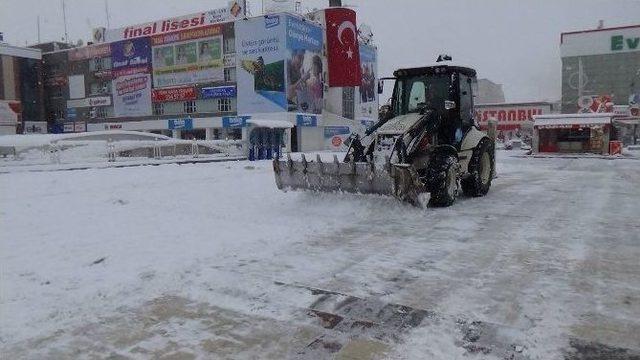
[393,74,450,116]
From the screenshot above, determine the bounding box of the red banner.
[325,8,361,87]
[152,87,197,103]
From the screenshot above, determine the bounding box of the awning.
[613,117,640,126]
[533,113,613,129]
[246,119,294,129]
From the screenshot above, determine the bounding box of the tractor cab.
[379,62,478,148]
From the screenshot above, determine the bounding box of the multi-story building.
[0,42,44,134]
[560,24,640,115]
[37,4,378,154]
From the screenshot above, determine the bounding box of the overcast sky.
[1,0,639,102]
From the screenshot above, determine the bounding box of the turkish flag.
[325,8,361,87]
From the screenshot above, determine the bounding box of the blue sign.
[168,118,193,130]
[286,16,323,52]
[111,37,151,71]
[324,126,350,138]
[202,86,237,99]
[223,116,251,128]
[296,114,318,127]
[265,15,280,29]
[67,108,77,120]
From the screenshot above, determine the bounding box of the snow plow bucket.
[273,154,425,205]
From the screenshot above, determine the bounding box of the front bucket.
[273,154,425,205]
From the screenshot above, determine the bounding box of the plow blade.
[273,154,425,205]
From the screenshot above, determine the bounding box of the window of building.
[218,98,232,113]
[183,100,197,114]
[153,102,165,116]
[90,81,111,95]
[50,86,63,98]
[224,37,235,54]
[342,87,355,120]
[89,57,112,72]
[224,67,236,82]
[95,107,108,119]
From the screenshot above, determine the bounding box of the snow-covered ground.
[1,151,639,359]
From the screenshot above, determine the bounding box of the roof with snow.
[533,113,614,128]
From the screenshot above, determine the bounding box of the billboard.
[357,44,378,123]
[152,24,225,88]
[152,87,197,102]
[100,3,245,43]
[561,25,640,58]
[202,86,236,99]
[112,70,152,117]
[286,15,324,114]
[111,37,152,71]
[236,15,287,114]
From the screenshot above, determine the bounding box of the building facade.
[561,24,640,115]
[36,5,378,154]
[0,43,44,134]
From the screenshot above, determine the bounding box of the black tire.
[461,138,495,197]
[426,153,459,207]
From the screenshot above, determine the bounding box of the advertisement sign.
[63,123,75,133]
[74,122,86,132]
[67,108,77,120]
[68,43,111,61]
[223,115,250,128]
[168,118,193,130]
[236,15,287,114]
[67,96,112,109]
[102,4,245,43]
[325,8,361,87]
[202,86,236,99]
[111,37,151,72]
[561,26,640,57]
[286,15,324,115]
[358,44,378,122]
[152,87,197,102]
[324,126,351,151]
[24,121,48,134]
[296,114,317,127]
[475,103,551,133]
[577,95,614,114]
[112,73,152,117]
[152,24,225,88]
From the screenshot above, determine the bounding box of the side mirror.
[445,100,456,110]
[377,80,384,94]
[378,104,392,120]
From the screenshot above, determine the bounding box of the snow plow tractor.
[273,58,495,207]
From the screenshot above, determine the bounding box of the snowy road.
[1,152,639,359]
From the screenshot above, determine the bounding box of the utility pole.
[61,0,69,43]
[37,15,41,43]
[104,0,111,28]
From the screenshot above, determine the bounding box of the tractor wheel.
[461,138,495,197]
[427,153,459,207]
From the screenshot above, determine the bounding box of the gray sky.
[1,0,639,102]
